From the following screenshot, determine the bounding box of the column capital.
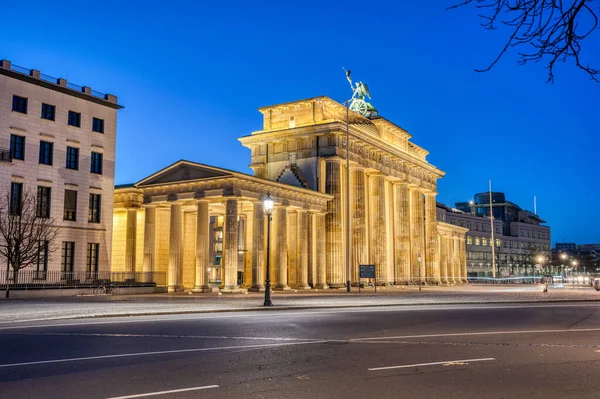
[143,203,157,209]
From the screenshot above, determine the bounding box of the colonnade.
[323,158,466,285]
[120,197,329,292]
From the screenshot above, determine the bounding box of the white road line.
[1,302,599,330]
[11,332,313,341]
[105,385,219,399]
[352,327,600,341]
[368,357,496,371]
[0,340,326,369]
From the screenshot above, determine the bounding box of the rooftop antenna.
[534,196,537,215]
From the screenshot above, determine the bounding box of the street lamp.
[417,254,422,292]
[560,253,567,279]
[263,193,274,307]
[537,256,545,275]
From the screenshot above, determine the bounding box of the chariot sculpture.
[344,68,378,118]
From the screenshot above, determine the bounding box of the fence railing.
[7,63,108,100]
[0,270,166,290]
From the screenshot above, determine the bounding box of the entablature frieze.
[129,176,331,214]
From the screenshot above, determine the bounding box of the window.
[466,223,470,229]
[86,243,99,277]
[66,146,79,170]
[10,182,23,215]
[496,239,501,247]
[68,111,81,127]
[92,117,104,133]
[41,103,55,121]
[37,186,51,218]
[10,135,25,160]
[467,236,473,245]
[475,237,480,246]
[35,241,48,279]
[61,242,75,275]
[90,152,103,174]
[289,116,295,128]
[39,141,53,165]
[64,189,77,221]
[88,193,101,223]
[12,95,28,114]
[482,238,488,246]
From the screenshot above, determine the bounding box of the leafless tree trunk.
[449,0,599,82]
[0,188,59,298]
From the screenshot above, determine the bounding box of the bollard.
[592,278,600,292]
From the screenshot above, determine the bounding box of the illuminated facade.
[1,60,120,276]
[112,96,467,291]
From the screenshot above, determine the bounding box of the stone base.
[293,284,311,290]
[273,285,291,291]
[328,283,346,289]
[314,283,329,289]
[220,287,248,294]
[248,285,265,292]
[191,285,217,293]
[168,285,184,293]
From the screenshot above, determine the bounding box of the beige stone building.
[112,96,467,291]
[0,60,121,277]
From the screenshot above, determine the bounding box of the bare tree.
[449,0,599,82]
[0,187,59,296]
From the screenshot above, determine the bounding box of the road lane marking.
[0,340,327,369]
[368,357,496,371]
[9,332,313,341]
[105,385,219,398]
[2,302,600,329]
[351,328,600,341]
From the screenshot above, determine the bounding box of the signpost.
[359,264,376,293]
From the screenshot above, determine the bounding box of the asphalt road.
[1,302,600,399]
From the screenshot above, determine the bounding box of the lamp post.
[418,255,422,291]
[345,99,351,293]
[263,193,274,307]
[560,253,568,280]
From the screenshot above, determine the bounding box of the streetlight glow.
[264,194,274,215]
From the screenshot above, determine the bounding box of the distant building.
[439,191,551,277]
[553,243,599,275]
[0,60,122,277]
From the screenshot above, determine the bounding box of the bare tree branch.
[449,0,599,82]
[0,188,60,282]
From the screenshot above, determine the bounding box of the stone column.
[460,238,468,282]
[393,183,411,284]
[125,208,137,274]
[369,174,388,284]
[222,198,242,293]
[296,209,310,289]
[314,212,328,289]
[448,236,454,284]
[439,235,448,284]
[287,211,298,287]
[274,206,291,290]
[351,168,368,285]
[249,201,265,292]
[142,205,156,274]
[325,159,345,288]
[409,187,425,284]
[241,208,253,289]
[192,200,211,292]
[425,193,440,283]
[453,238,461,282]
[167,203,183,292]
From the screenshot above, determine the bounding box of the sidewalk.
[0,284,598,323]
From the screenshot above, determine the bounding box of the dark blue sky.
[4,1,599,244]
